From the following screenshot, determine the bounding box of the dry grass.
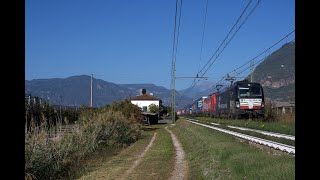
[25,109,142,180]
[276,112,295,124]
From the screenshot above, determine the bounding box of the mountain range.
[25,42,295,109]
[250,41,295,102]
[25,75,193,109]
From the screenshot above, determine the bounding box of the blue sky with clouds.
[25,0,295,90]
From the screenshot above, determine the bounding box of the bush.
[106,99,143,123]
[148,104,159,113]
[263,101,277,122]
[25,104,142,179]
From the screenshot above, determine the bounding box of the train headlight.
[236,102,240,108]
[261,102,265,107]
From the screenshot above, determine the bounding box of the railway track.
[227,125,295,140]
[186,118,295,154]
[187,118,295,140]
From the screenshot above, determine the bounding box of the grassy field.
[171,118,295,179]
[76,124,175,180]
[194,116,295,135]
[73,119,294,179]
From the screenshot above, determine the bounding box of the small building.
[130,89,161,112]
[274,101,295,114]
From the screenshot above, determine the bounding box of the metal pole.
[172,63,176,123]
[171,74,208,123]
[90,74,93,108]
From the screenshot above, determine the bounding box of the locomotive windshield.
[239,87,250,97]
[238,84,262,97]
[251,86,262,96]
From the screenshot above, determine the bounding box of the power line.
[170,0,179,105]
[174,0,183,65]
[179,0,261,97]
[200,0,262,77]
[232,30,295,73]
[170,0,183,123]
[196,36,295,96]
[198,0,255,76]
[197,0,209,73]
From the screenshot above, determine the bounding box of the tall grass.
[264,101,295,124]
[25,106,142,179]
[172,120,295,179]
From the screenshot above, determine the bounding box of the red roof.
[130,94,160,101]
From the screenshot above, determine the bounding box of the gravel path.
[165,126,188,180]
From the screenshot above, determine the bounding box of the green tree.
[148,104,159,113]
[109,99,142,122]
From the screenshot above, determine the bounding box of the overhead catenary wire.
[204,38,295,96]
[197,0,209,74]
[170,0,183,122]
[217,37,295,88]
[196,34,295,96]
[200,0,262,77]
[179,0,261,98]
[180,0,261,97]
[232,29,295,74]
[174,0,183,65]
[198,0,255,76]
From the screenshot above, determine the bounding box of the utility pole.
[171,63,176,123]
[90,74,93,108]
[171,73,208,123]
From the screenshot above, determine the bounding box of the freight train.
[178,80,265,119]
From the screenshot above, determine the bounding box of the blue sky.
[25,0,295,91]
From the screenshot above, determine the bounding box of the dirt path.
[165,126,188,180]
[78,124,187,180]
[119,132,157,180]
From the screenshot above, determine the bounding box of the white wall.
[131,100,159,112]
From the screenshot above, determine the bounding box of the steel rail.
[227,125,295,140]
[187,118,294,140]
[186,119,295,154]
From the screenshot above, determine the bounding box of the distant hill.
[178,81,216,100]
[25,42,294,109]
[250,41,295,102]
[178,41,295,105]
[25,75,192,109]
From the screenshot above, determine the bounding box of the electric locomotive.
[216,79,265,118]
